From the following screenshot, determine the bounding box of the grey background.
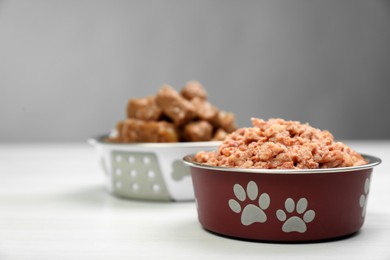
[1,0,389,142]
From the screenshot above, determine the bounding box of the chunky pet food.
[106,81,237,143]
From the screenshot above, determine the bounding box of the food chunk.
[191,97,219,122]
[213,111,237,133]
[155,84,195,126]
[184,121,213,142]
[180,81,207,100]
[212,128,228,141]
[121,118,178,143]
[127,96,162,121]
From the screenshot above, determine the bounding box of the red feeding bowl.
[183,154,381,242]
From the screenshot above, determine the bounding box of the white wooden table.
[0,141,389,260]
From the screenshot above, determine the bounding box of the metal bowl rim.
[183,153,381,174]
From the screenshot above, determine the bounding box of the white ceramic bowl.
[89,135,219,202]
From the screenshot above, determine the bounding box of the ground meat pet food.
[194,118,367,169]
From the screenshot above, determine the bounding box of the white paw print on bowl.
[276,198,315,233]
[228,181,270,226]
[359,177,370,218]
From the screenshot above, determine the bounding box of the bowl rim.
[182,153,381,174]
[88,135,221,148]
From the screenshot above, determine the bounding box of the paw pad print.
[171,159,190,181]
[276,198,315,233]
[359,177,370,217]
[228,181,270,226]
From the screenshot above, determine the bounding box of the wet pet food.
[106,81,237,143]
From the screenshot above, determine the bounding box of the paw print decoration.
[276,198,315,233]
[228,181,270,226]
[228,181,316,234]
[359,177,370,218]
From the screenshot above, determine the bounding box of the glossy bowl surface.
[89,135,219,201]
[183,154,381,241]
